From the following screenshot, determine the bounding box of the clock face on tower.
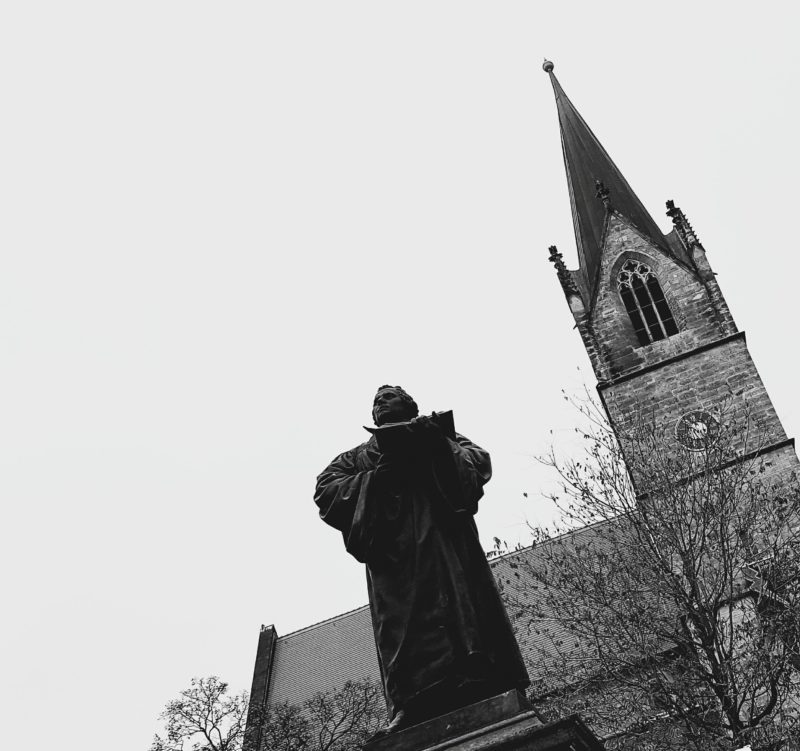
[675,410,720,451]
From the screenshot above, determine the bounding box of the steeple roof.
[544,61,668,296]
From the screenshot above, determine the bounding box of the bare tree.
[499,395,800,750]
[260,679,385,751]
[255,701,310,751]
[152,676,385,751]
[151,677,248,751]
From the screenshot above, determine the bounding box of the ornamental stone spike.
[665,199,700,248]
[548,245,580,299]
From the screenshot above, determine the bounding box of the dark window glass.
[647,276,679,336]
[620,285,650,346]
[631,275,663,340]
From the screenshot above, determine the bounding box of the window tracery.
[617,260,678,346]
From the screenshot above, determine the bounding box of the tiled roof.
[268,604,381,708]
[266,522,614,708]
[492,521,621,690]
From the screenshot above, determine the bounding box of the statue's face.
[373,388,413,426]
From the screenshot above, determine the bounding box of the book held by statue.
[364,411,455,453]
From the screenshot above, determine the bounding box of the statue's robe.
[314,432,529,717]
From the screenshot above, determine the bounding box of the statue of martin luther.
[314,385,530,736]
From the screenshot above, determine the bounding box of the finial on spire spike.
[543,59,554,73]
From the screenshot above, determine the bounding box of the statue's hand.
[374,453,405,490]
[410,414,446,451]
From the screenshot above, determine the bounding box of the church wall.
[746,442,800,507]
[600,335,790,462]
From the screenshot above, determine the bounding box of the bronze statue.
[314,386,529,735]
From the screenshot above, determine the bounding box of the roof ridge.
[278,603,371,641]
[489,516,615,563]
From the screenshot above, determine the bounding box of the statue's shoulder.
[451,432,490,456]
[327,436,377,467]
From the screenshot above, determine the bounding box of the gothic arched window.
[617,260,678,346]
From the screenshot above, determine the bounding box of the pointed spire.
[544,61,668,296]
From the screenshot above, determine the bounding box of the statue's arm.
[315,448,361,530]
[314,446,381,563]
[435,433,492,514]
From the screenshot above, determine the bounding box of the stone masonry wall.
[600,335,799,492]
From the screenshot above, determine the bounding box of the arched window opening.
[618,260,678,346]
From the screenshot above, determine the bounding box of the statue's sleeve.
[434,432,492,515]
[314,446,382,564]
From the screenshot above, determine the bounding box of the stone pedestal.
[364,690,604,751]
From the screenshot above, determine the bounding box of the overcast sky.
[3,2,799,749]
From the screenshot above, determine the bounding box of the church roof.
[261,522,631,712]
[267,603,380,708]
[544,61,670,300]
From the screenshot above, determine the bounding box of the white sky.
[3,2,799,749]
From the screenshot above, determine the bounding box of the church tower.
[544,60,798,492]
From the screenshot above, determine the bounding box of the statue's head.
[372,385,419,426]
